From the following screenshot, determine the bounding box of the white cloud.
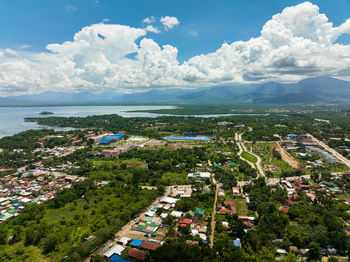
[144,25,161,34]
[64,5,77,12]
[19,44,31,49]
[142,16,156,24]
[189,30,198,37]
[0,2,350,96]
[160,16,180,31]
[102,18,110,23]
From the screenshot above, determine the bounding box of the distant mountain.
[1,76,350,106]
[251,76,350,104]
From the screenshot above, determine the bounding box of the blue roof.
[109,254,131,262]
[233,239,241,248]
[164,136,210,141]
[130,239,143,247]
[99,133,125,144]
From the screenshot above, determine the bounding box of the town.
[1,111,350,261]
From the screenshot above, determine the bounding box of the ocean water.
[0,106,176,138]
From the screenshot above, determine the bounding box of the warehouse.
[99,133,125,144]
[164,136,210,142]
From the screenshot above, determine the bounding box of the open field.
[241,151,257,163]
[271,142,301,169]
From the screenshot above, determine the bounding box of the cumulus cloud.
[142,16,156,24]
[160,16,180,31]
[0,2,350,95]
[144,25,161,34]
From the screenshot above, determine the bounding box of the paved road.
[248,150,265,177]
[236,133,264,177]
[235,133,255,169]
[237,174,311,187]
[307,133,350,169]
[209,177,218,248]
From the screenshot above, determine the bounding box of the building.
[128,248,146,261]
[99,133,125,144]
[188,172,211,179]
[104,244,125,258]
[164,136,210,142]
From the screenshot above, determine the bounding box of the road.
[307,133,350,169]
[209,176,219,248]
[235,133,265,177]
[237,174,311,187]
[248,150,265,177]
[87,186,172,261]
[235,133,255,169]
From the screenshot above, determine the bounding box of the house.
[104,244,125,258]
[218,189,225,197]
[279,206,289,214]
[232,187,240,195]
[128,248,146,261]
[117,237,131,246]
[171,211,183,218]
[187,172,211,179]
[233,238,241,248]
[130,239,143,247]
[140,241,161,251]
[194,208,205,218]
[160,197,178,205]
[108,254,131,262]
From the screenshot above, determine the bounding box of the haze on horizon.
[0,0,350,97]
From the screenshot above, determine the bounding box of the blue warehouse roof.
[130,239,143,247]
[99,133,125,144]
[164,136,210,141]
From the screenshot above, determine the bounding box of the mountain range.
[1,76,350,106]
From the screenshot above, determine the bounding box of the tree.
[307,242,321,261]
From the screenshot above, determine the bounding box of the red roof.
[141,241,161,251]
[224,201,235,207]
[179,219,192,225]
[0,169,9,173]
[243,221,253,227]
[128,248,146,260]
[279,206,289,214]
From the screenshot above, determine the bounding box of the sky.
[0,0,350,96]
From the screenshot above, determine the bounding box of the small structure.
[140,241,161,251]
[194,208,205,218]
[187,172,211,179]
[130,239,144,247]
[128,248,146,261]
[104,244,125,258]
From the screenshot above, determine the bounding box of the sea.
[0,105,268,138]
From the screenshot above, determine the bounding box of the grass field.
[241,151,257,163]
[252,142,294,175]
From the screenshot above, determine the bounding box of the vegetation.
[0,181,158,261]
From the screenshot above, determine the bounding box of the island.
[39,111,54,115]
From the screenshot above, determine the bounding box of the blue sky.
[1,0,349,61]
[0,0,350,95]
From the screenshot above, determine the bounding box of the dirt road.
[209,177,218,248]
[272,142,301,169]
[87,186,172,261]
